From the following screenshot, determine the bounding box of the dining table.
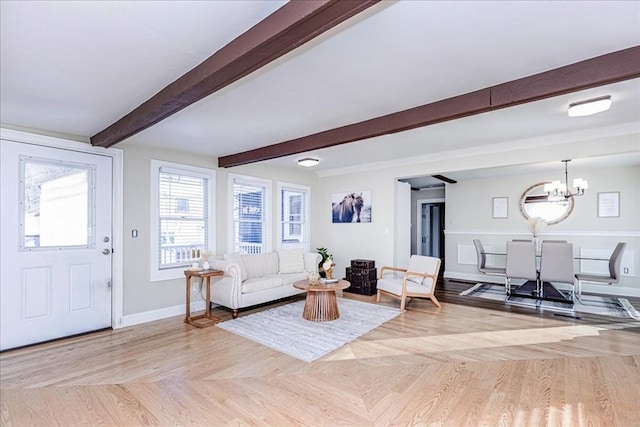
[481,250,608,304]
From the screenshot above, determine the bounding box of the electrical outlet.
[623,267,629,274]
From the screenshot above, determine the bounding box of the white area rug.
[216,298,400,362]
[461,283,640,320]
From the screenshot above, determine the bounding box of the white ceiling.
[1,1,639,182]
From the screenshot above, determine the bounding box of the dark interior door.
[421,202,445,278]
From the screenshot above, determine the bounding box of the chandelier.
[544,160,588,202]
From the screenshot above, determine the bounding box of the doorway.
[416,198,445,278]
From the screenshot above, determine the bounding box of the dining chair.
[473,239,506,277]
[505,241,538,296]
[575,242,626,301]
[539,241,575,301]
[376,255,441,311]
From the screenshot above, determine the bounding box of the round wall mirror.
[520,182,574,225]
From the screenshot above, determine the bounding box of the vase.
[533,236,541,253]
[307,272,320,285]
[325,268,333,280]
[202,261,210,270]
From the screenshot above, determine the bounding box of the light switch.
[132,229,138,238]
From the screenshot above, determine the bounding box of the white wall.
[315,171,396,279]
[121,144,219,315]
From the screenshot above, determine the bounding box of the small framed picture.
[598,192,620,218]
[492,197,508,219]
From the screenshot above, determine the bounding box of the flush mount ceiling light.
[568,95,612,117]
[298,158,319,167]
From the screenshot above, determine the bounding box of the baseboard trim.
[120,301,206,328]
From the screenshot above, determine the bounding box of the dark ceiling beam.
[218,45,640,168]
[432,175,457,184]
[90,0,380,148]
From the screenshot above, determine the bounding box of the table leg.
[185,276,191,323]
[303,291,339,322]
[205,277,211,317]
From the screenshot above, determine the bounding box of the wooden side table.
[184,269,223,328]
[293,279,351,322]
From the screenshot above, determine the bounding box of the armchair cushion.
[405,255,440,287]
[378,278,435,295]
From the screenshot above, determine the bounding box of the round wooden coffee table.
[293,279,351,322]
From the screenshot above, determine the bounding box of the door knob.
[102,249,111,255]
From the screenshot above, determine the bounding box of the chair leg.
[376,290,381,303]
[430,295,441,308]
[400,296,406,312]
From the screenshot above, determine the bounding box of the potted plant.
[317,247,332,278]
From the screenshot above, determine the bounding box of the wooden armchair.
[376,255,441,311]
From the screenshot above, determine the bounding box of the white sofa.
[208,250,321,318]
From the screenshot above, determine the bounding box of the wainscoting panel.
[458,243,477,266]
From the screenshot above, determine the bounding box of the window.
[229,174,270,254]
[19,156,94,250]
[151,160,215,281]
[278,182,310,250]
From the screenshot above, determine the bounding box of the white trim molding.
[445,229,640,238]
[121,301,205,328]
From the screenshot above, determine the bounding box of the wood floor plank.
[2,282,639,426]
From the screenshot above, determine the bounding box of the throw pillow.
[277,248,305,274]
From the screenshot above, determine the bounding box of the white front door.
[1,140,113,350]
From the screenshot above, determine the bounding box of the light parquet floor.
[1,293,640,426]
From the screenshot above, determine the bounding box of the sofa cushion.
[243,251,279,279]
[266,272,308,286]
[277,248,305,274]
[241,277,283,294]
[224,253,248,281]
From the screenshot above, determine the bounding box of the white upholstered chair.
[505,240,538,296]
[575,242,626,301]
[539,241,575,301]
[473,239,506,277]
[376,255,441,311]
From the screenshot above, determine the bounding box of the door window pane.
[20,156,94,249]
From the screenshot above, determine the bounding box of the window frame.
[228,173,271,254]
[150,160,215,282]
[277,181,310,251]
